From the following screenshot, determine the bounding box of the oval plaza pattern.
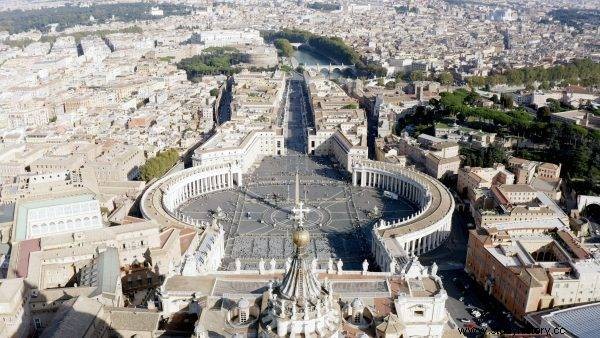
[141,156,454,269]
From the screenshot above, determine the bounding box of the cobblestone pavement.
[179,155,417,270]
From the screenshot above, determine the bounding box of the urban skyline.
[0,1,599,337]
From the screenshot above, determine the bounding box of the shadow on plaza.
[240,188,288,214]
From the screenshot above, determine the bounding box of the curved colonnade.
[140,162,243,229]
[141,158,454,272]
[352,160,455,271]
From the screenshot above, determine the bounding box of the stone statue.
[389,259,396,274]
[327,258,334,272]
[235,258,241,271]
[270,258,277,271]
[291,303,297,319]
[336,259,343,274]
[362,259,369,274]
[431,262,438,276]
[258,258,265,274]
[214,206,225,219]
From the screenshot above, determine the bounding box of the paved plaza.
[179,155,417,270]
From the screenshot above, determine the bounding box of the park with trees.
[307,2,341,11]
[0,3,192,34]
[177,47,244,80]
[396,88,600,194]
[466,58,600,89]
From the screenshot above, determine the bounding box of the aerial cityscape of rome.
[0,0,599,337]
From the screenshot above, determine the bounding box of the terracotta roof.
[119,215,146,225]
[159,228,175,248]
[16,238,41,278]
[179,228,197,255]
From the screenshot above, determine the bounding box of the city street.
[420,209,524,335]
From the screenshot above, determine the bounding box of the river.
[292,47,333,66]
[291,46,344,78]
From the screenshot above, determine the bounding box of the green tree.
[394,71,404,83]
[547,98,562,112]
[410,70,426,82]
[536,106,551,121]
[573,147,591,177]
[274,38,294,57]
[539,81,551,90]
[500,93,514,108]
[467,76,486,88]
[438,72,453,86]
[139,149,179,181]
[483,145,507,166]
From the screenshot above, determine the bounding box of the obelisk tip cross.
[291,171,310,228]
